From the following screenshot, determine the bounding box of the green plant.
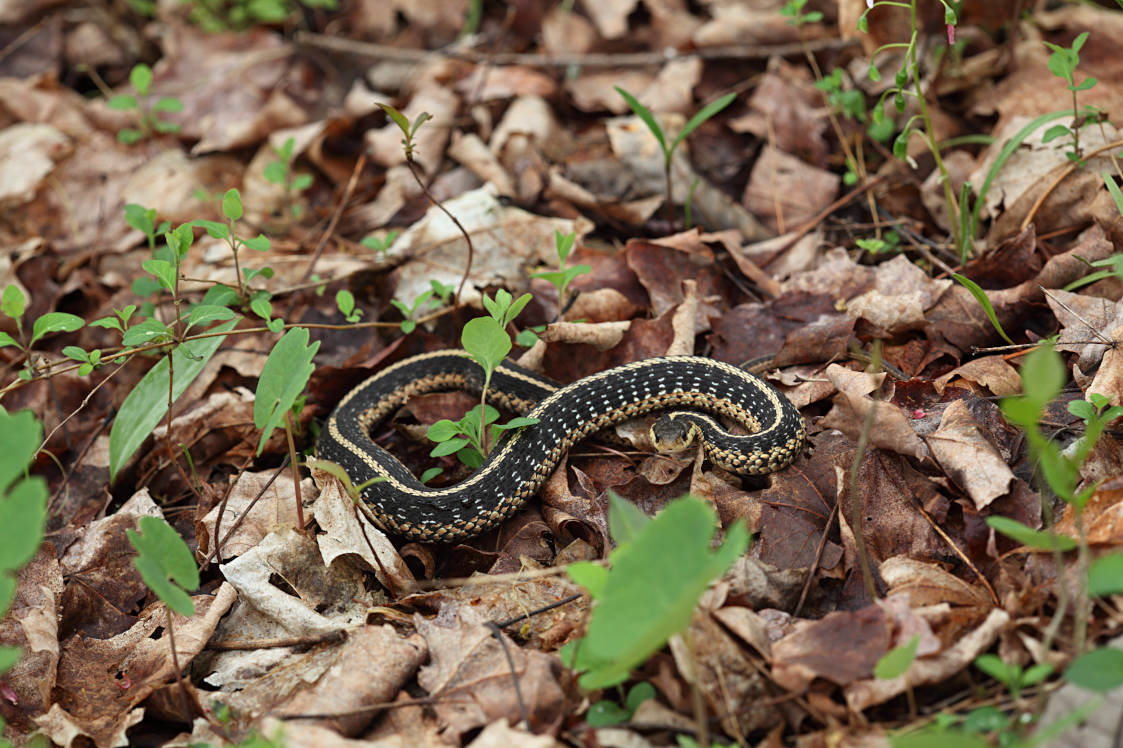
[974,655,1053,700]
[1064,174,1123,291]
[0,284,85,380]
[614,86,736,231]
[426,290,537,464]
[379,103,475,307]
[263,137,314,218]
[563,493,748,689]
[860,1,968,259]
[359,230,400,253]
[780,0,821,25]
[182,0,338,32]
[107,63,183,144]
[1041,32,1101,163]
[254,327,319,529]
[0,408,48,678]
[950,273,1015,345]
[124,204,171,250]
[390,290,440,334]
[990,343,1123,653]
[856,230,902,255]
[194,188,275,324]
[586,682,656,727]
[531,230,589,313]
[335,290,362,323]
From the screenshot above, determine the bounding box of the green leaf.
[420,467,442,483]
[336,290,355,316]
[1,284,26,320]
[671,92,737,152]
[1041,124,1071,143]
[986,516,1076,552]
[0,477,46,571]
[62,345,88,362]
[263,161,286,184]
[607,491,650,547]
[615,86,668,157]
[222,188,244,221]
[29,312,84,347]
[1088,553,1123,596]
[253,327,320,455]
[426,419,460,442]
[143,258,177,291]
[109,318,238,480]
[185,304,236,332]
[128,515,199,590]
[291,173,313,191]
[626,682,656,712]
[152,96,183,113]
[107,94,138,110]
[875,635,920,679]
[117,128,143,144]
[430,437,469,457]
[193,219,230,239]
[0,408,41,495]
[121,317,171,347]
[0,332,19,348]
[1019,342,1065,406]
[243,234,271,251]
[377,103,411,134]
[567,561,608,599]
[1066,647,1123,692]
[1104,173,1123,218]
[129,63,152,95]
[586,700,630,727]
[0,642,22,677]
[951,274,1014,345]
[568,497,749,689]
[106,93,136,110]
[461,317,511,375]
[133,554,195,617]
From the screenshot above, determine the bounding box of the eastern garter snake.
[318,350,805,543]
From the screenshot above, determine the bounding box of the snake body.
[318,350,805,543]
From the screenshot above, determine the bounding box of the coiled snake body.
[318,351,805,543]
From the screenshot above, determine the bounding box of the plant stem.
[404,157,474,309]
[906,0,963,261]
[663,153,675,231]
[283,411,306,531]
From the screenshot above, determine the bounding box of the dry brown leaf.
[40,584,236,748]
[819,364,928,461]
[0,545,63,740]
[448,132,516,197]
[382,183,590,307]
[845,608,1009,711]
[771,604,892,692]
[924,399,1015,511]
[195,470,306,562]
[742,145,840,234]
[415,613,570,740]
[311,472,417,593]
[670,613,781,738]
[0,123,71,207]
[933,356,1022,396]
[577,0,638,39]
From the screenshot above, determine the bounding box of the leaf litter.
[3,1,1123,746]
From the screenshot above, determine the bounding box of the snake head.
[649,412,702,452]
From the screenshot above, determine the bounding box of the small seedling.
[1041,32,1102,163]
[360,230,400,253]
[531,230,590,313]
[780,0,821,26]
[855,230,901,255]
[182,0,338,32]
[615,86,736,231]
[335,290,363,323]
[107,63,183,144]
[586,682,656,727]
[263,137,314,218]
[124,204,171,250]
[390,290,440,334]
[0,284,85,380]
[194,188,274,312]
